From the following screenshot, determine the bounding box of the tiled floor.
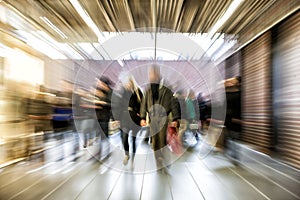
[0,131,299,200]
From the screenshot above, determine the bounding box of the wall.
[272,11,300,169]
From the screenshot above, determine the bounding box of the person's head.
[149,64,161,83]
[174,90,183,99]
[235,76,241,86]
[125,76,136,91]
[197,92,203,100]
[100,76,112,86]
[119,72,135,91]
[96,76,113,91]
[188,89,195,99]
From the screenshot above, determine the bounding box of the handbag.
[167,126,183,155]
[189,123,198,130]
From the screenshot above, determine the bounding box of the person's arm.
[171,93,181,127]
[193,100,199,122]
[140,91,148,126]
[93,99,107,105]
[232,118,242,124]
[135,89,144,116]
[111,90,122,121]
[172,95,181,121]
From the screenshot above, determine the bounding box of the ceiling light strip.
[216,4,300,65]
[208,0,244,37]
[40,16,68,39]
[69,0,102,40]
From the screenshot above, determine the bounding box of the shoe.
[130,162,134,171]
[158,167,170,175]
[123,155,130,165]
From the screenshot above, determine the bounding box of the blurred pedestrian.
[185,89,199,141]
[73,86,97,149]
[197,92,208,132]
[94,76,113,159]
[116,76,143,166]
[140,64,181,172]
[224,76,242,164]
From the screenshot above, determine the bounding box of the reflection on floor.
[0,130,299,200]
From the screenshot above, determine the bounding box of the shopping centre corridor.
[0,130,299,200]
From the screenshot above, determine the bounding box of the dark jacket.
[140,84,180,122]
[117,87,143,126]
[178,97,187,119]
[198,100,207,120]
[95,86,112,122]
[225,91,241,132]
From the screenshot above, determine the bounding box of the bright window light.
[97,32,119,44]
[4,49,44,85]
[120,49,179,61]
[121,49,154,60]
[0,43,14,57]
[77,43,95,54]
[0,5,7,24]
[206,34,225,57]
[183,33,236,60]
[16,30,67,59]
[57,43,85,60]
[77,43,104,60]
[213,39,237,61]
[117,59,124,67]
[27,35,68,59]
[36,31,84,59]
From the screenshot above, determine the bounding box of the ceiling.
[2,0,278,42]
[0,0,299,60]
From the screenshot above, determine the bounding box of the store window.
[4,49,44,85]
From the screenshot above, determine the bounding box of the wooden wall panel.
[225,51,241,79]
[241,31,272,150]
[273,11,300,169]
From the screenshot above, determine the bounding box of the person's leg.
[151,117,168,172]
[82,119,93,148]
[131,126,140,154]
[149,116,168,171]
[99,121,110,159]
[151,130,162,169]
[231,130,240,162]
[158,122,169,167]
[200,120,204,130]
[150,117,159,151]
[121,127,130,165]
[130,133,137,167]
[99,121,109,138]
[122,130,130,155]
[83,132,88,148]
[132,135,136,154]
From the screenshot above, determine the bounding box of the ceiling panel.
[0,0,299,61]
[1,0,286,39]
[3,0,98,42]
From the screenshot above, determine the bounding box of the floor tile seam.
[231,161,300,199]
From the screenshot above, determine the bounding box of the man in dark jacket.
[140,64,180,171]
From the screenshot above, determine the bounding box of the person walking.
[117,76,143,166]
[185,89,199,141]
[140,64,180,172]
[94,76,113,159]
